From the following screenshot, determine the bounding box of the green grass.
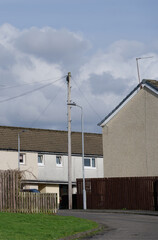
[0,212,98,240]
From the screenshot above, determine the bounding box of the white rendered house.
[0,126,103,205]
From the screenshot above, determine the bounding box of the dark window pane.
[92,158,95,167]
[56,156,62,165]
[84,158,90,166]
[20,154,23,163]
[38,155,43,164]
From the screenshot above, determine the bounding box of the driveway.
[58,210,158,240]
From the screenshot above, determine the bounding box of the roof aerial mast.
[136,56,153,87]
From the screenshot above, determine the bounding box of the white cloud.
[14,27,91,67]
[0,24,158,132]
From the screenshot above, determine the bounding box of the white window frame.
[56,155,62,167]
[84,158,96,168]
[38,154,45,166]
[19,153,26,165]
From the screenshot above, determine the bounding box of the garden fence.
[77,177,158,211]
[0,170,57,213]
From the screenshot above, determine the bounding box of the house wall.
[38,154,104,182]
[0,151,18,169]
[0,150,103,197]
[72,156,104,180]
[38,155,68,181]
[102,87,158,177]
[39,184,60,204]
[0,151,38,180]
[37,155,103,206]
[20,152,38,180]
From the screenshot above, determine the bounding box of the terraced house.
[0,126,103,205]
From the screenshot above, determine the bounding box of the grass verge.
[0,212,98,240]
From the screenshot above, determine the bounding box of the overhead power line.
[0,76,66,104]
[72,76,102,121]
[30,80,66,128]
[0,76,64,91]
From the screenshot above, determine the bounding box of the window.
[19,153,26,164]
[38,154,44,166]
[56,156,62,166]
[84,158,96,168]
[92,158,96,168]
[84,158,91,167]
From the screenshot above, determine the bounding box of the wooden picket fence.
[18,192,57,213]
[0,170,57,213]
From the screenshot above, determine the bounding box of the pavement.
[65,209,158,216]
[62,208,158,213]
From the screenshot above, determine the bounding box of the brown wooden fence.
[0,170,57,213]
[77,177,158,211]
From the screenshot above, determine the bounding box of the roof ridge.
[0,125,101,135]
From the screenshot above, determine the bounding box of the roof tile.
[0,126,103,156]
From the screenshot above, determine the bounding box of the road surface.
[58,210,158,239]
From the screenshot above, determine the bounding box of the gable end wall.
[103,88,158,177]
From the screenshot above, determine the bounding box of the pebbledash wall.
[99,80,158,178]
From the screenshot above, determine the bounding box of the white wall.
[0,150,104,193]
[0,151,38,180]
[20,152,38,180]
[38,154,104,182]
[0,151,18,170]
[72,156,104,180]
[38,155,68,181]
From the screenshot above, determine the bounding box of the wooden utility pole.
[67,72,72,209]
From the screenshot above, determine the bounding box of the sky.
[0,0,158,133]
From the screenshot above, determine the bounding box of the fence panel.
[77,176,158,211]
[0,170,57,214]
[17,192,57,214]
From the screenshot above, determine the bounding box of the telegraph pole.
[67,72,72,209]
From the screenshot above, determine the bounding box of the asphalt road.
[58,210,158,240]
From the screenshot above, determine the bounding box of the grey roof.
[144,79,158,91]
[98,79,158,126]
[0,126,103,156]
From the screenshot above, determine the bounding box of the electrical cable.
[0,76,65,90]
[0,76,66,104]
[30,81,66,128]
[72,76,102,121]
